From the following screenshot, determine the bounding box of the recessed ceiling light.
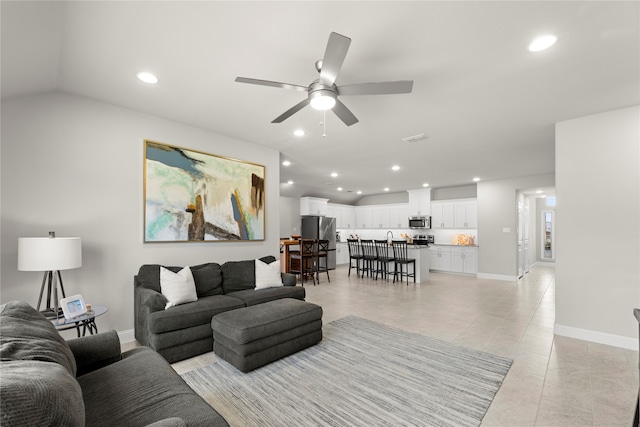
[536,190,543,194]
[293,129,305,137]
[384,187,390,192]
[391,165,400,171]
[528,35,557,52]
[473,177,480,182]
[357,190,362,195]
[137,72,158,84]
[540,194,547,198]
[287,180,293,185]
[282,160,291,166]
[330,172,338,178]
[337,187,343,191]
[422,183,429,188]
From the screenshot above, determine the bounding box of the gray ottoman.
[211,298,323,372]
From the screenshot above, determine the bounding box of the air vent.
[402,133,428,143]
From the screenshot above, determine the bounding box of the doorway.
[541,210,555,261]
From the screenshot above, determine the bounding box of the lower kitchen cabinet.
[429,246,451,271]
[450,246,477,274]
[336,242,349,265]
[429,245,477,275]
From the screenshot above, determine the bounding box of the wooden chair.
[391,240,415,285]
[347,239,363,277]
[289,239,316,286]
[374,239,394,281]
[315,239,331,283]
[359,239,377,279]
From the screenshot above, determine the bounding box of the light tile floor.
[146,265,638,427]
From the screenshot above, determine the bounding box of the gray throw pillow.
[190,263,224,297]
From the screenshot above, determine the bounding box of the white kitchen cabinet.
[300,197,329,216]
[327,204,341,225]
[454,200,477,229]
[407,189,431,216]
[432,199,477,229]
[388,204,408,228]
[450,246,477,274]
[355,206,373,229]
[429,246,451,271]
[431,202,454,229]
[336,242,349,265]
[342,206,356,229]
[371,206,390,229]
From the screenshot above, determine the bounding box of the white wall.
[278,196,300,238]
[476,173,555,280]
[1,92,281,338]
[555,105,639,348]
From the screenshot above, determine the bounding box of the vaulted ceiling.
[2,1,638,203]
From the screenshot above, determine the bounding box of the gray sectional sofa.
[134,255,305,363]
[0,300,228,427]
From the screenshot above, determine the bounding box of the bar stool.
[289,239,316,286]
[392,240,415,285]
[347,239,363,277]
[374,239,394,281]
[316,239,331,283]
[359,239,377,278]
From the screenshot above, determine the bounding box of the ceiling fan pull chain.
[323,110,327,137]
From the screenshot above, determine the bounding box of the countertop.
[430,243,479,247]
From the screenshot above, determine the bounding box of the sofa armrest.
[145,418,187,427]
[134,283,167,346]
[67,330,122,377]
[281,272,296,286]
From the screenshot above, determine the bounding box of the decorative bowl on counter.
[290,234,302,240]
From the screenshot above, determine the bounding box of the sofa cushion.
[138,263,224,297]
[77,347,228,427]
[221,255,276,294]
[226,286,305,307]
[148,295,245,334]
[0,360,85,427]
[0,301,76,376]
[160,266,198,309]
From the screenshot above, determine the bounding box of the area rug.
[182,316,512,427]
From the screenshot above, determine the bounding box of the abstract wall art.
[144,140,265,242]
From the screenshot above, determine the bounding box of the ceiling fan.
[235,32,413,126]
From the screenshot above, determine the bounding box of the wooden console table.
[280,240,300,273]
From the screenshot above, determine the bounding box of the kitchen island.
[406,246,430,283]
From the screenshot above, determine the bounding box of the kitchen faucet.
[387,231,394,243]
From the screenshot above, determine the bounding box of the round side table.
[51,305,108,337]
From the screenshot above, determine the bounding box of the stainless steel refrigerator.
[301,216,336,269]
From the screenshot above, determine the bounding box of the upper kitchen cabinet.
[407,189,431,217]
[327,203,356,228]
[300,197,329,216]
[432,199,477,229]
[389,204,409,228]
[454,200,477,229]
[355,206,373,229]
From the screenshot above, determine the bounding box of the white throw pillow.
[160,266,198,309]
[255,259,283,290]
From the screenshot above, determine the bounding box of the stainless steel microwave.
[408,216,431,229]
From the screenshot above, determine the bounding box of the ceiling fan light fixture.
[309,90,336,111]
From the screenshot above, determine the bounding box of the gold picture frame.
[144,140,265,242]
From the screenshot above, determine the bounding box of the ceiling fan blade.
[271,98,310,123]
[332,99,359,126]
[235,77,308,92]
[318,32,351,87]
[338,80,414,96]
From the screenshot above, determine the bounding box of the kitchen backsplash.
[337,228,477,245]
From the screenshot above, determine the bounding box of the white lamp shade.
[18,237,82,271]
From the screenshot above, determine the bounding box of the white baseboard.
[117,329,136,344]
[555,323,638,351]
[477,272,517,282]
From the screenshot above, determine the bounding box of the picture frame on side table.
[143,140,265,242]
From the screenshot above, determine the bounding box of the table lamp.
[18,232,82,318]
